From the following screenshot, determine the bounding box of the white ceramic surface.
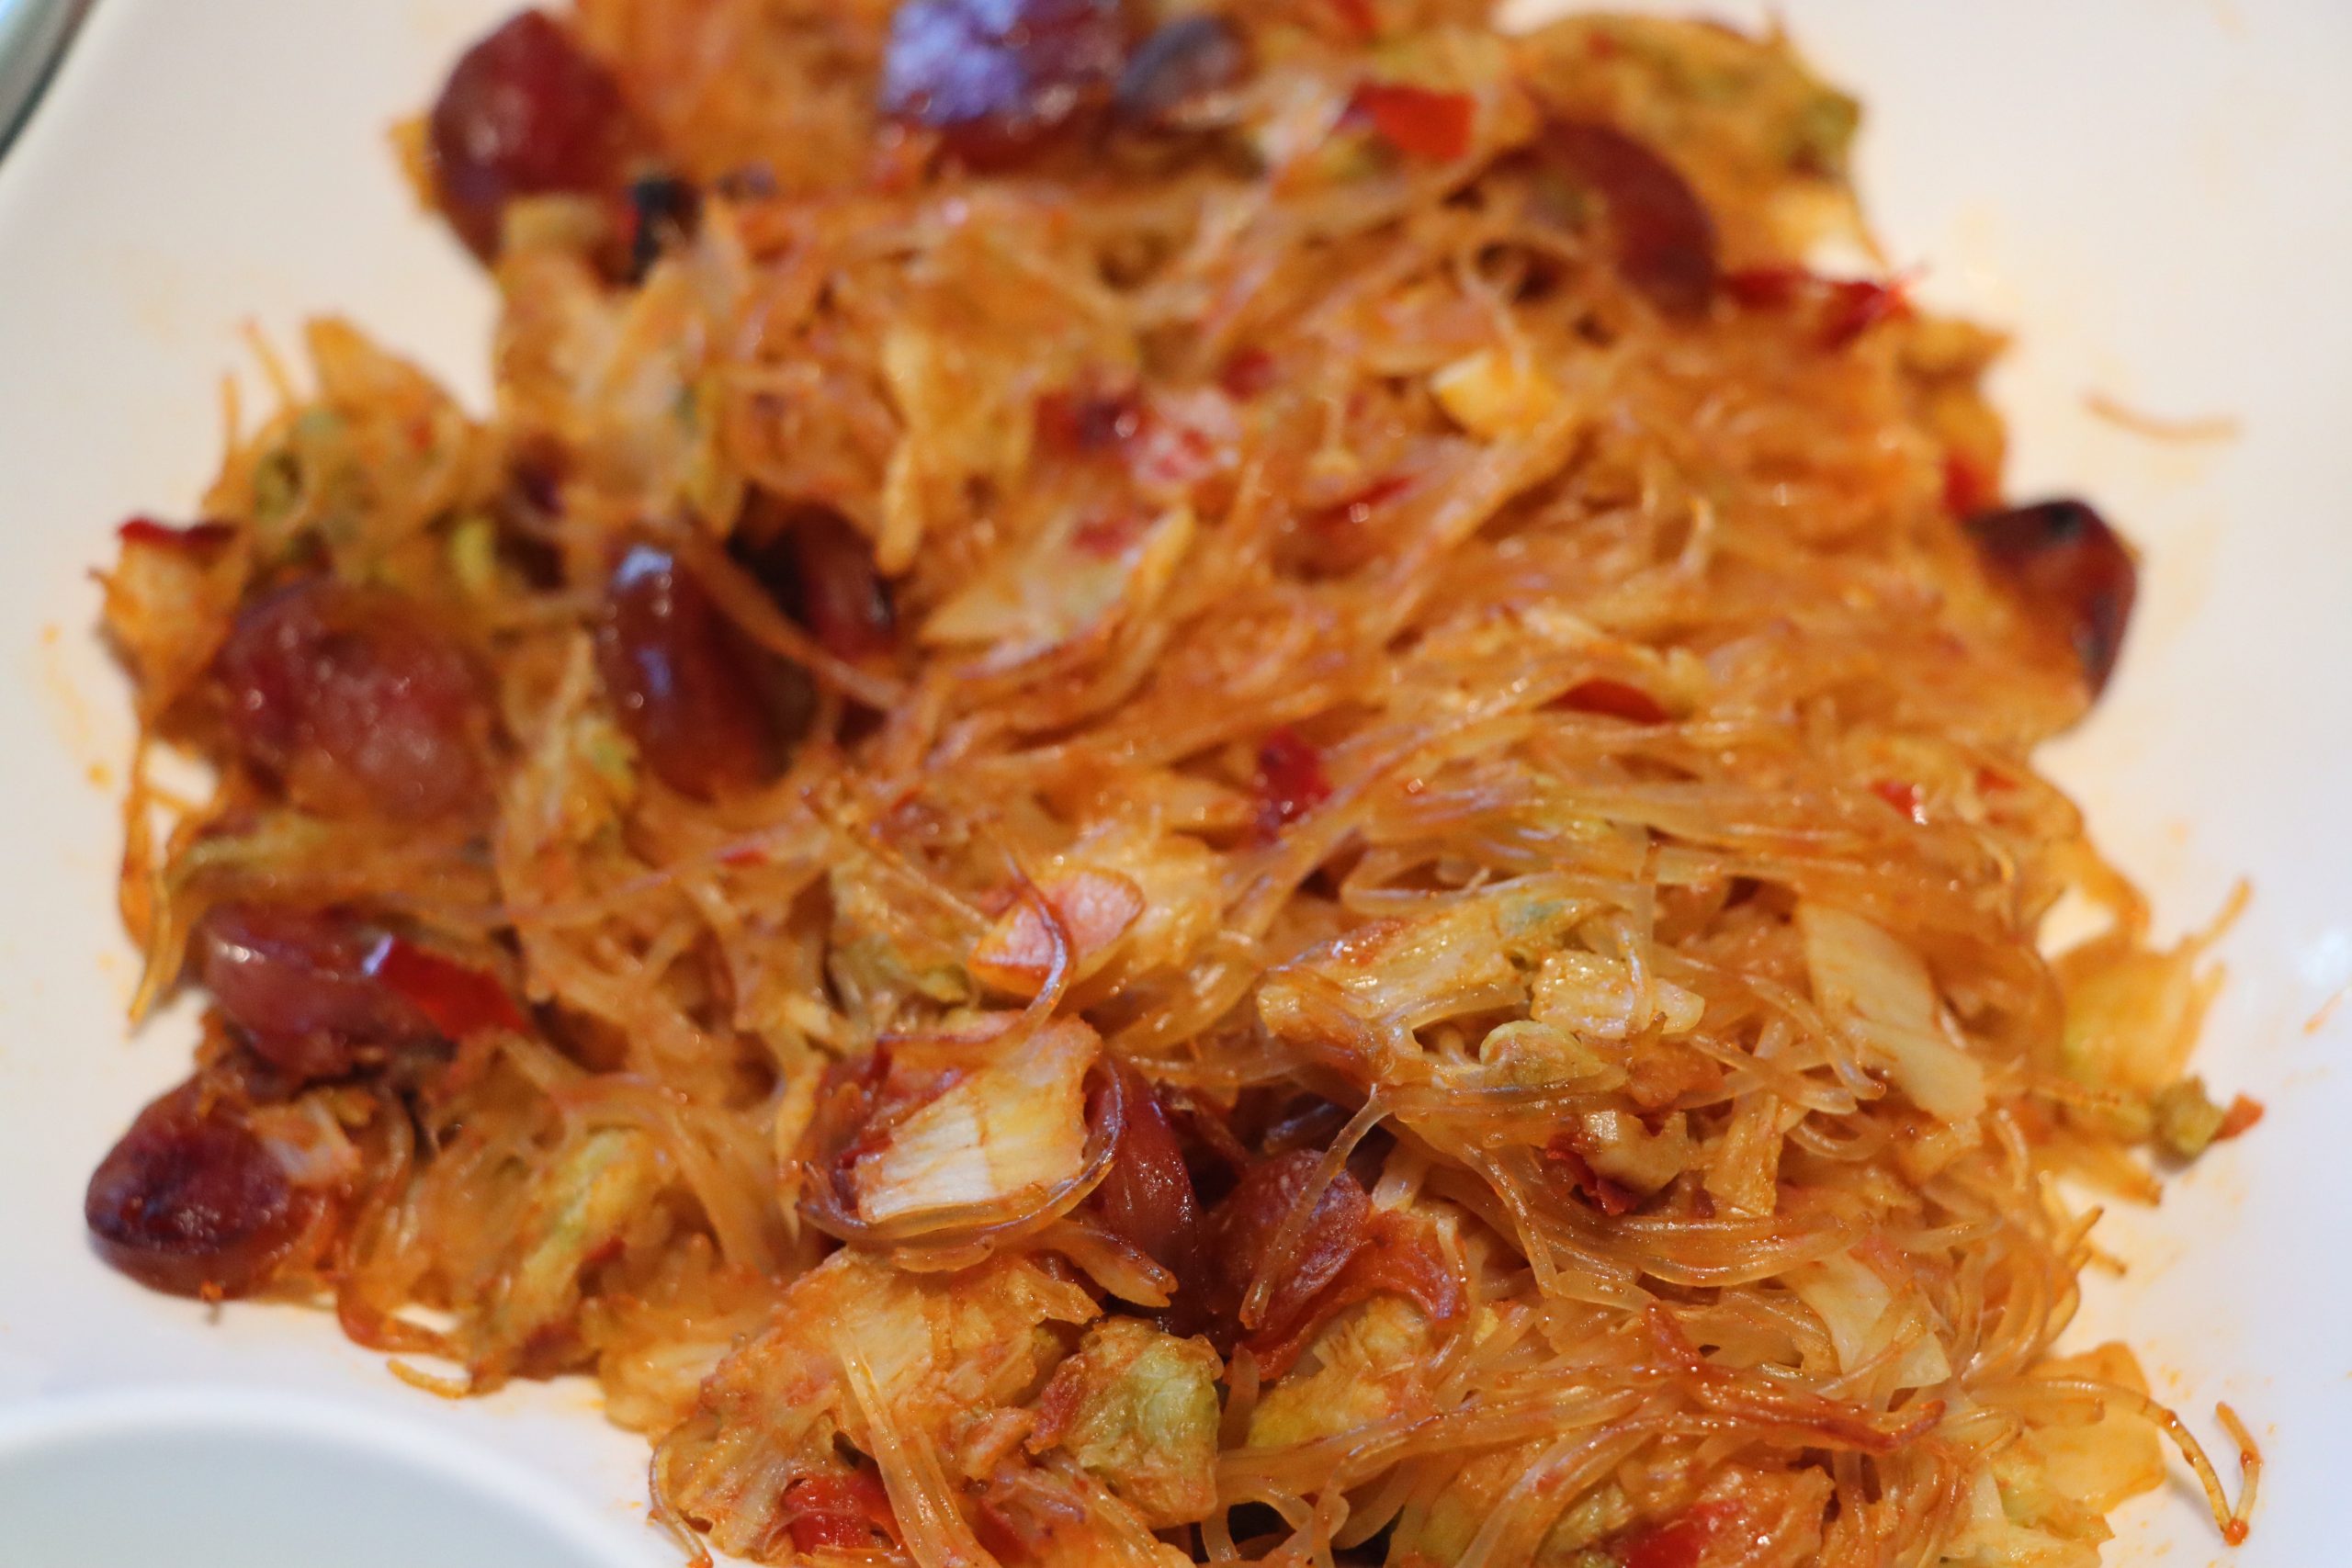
[0,0,83,151]
[0,1386,652,1568]
[0,1,2344,1562]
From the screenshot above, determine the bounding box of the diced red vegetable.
[783,1504,868,1554]
[119,516,238,553]
[1544,1138,1639,1217]
[365,936,529,1040]
[2216,1094,2265,1141]
[428,10,634,259]
[1352,83,1476,163]
[781,1469,899,1553]
[198,904,429,1080]
[1819,276,1911,349]
[1721,265,1807,310]
[1544,119,1718,318]
[85,1083,316,1299]
[1089,1063,1203,1272]
[1253,727,1333,840]
[215,579,492,822]
[595,542,787,801]
[1962,499,2138,696]
[879,0,1128,164]
[1618,1499,1746,1568]
[1871,778,1926,823]
[1724,265,1910,347]
[1555,678,1668,725]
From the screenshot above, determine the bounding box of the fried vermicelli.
[86,4,2261,1563]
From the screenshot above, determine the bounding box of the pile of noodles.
[96,3,2258,1565]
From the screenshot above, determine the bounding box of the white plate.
[0,1,2344,1562]
[0,1385,652,1568]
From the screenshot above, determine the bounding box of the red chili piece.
[85,1085,314,1299]
[1818,276,1910,349]
[781,1469,899,1553]
[1555,678,1668,725]
[428,10,633,260]
[1870,778,1925,823]
[595,542,782,801]
[1352,83,1476,163]
[1545,119,1718,318]
[879,0,1128,164]
[365,936,530,1040]
[119,516,238,553]
[1619,1499,1745,1568]
[198,905,428,1080]
[1253,727,1332,840]
[1724,265,1909,348]
[1089,1064,1202,1272]
[1962,499,2138,696]
[2217,1095,2266,1141]
[215,580,491,822]
[1721,265,1807,310]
